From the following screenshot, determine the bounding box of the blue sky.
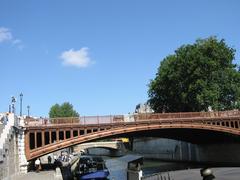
[0,0,239,117]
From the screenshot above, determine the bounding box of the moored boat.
[74,155,109,180]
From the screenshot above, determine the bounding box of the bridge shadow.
[119,128,240,144]
[28,161,57,172]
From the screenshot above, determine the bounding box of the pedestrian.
[48,155,52,164]
[53,155,60,167]
[35,158,41,172]
[200,168,215,180]
[53,155,57,164]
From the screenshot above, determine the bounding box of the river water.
[104,154,198,180]
[142,159,197,176]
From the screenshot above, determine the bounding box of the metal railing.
[49,115,124,124]
[25,110,240,126]
[142,171,173,180]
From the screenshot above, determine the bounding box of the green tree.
[49,102,79,118]
[148,37,240,112]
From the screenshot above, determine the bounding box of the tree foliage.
[148,37,240,112]
[49,102,79,118]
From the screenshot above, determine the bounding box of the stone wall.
[132,137,198,162]
[132,137,240,164]
[196,143,240,164]
[0,115,28,179]
[0,129,19,180]
[17,128,28,173]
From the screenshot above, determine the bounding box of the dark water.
[142,159,199,176]
[60,155,201,180]
[104,155,200,180]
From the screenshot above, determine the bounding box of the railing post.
[84,116,86,125]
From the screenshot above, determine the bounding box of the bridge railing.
[48,115,125,125]
[134,110,240,121]
[25,110,240,126]
[50,117,80,124]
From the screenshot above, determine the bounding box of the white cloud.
[0,27,23,50]
[0,27,13,42]
[60,48,93,68]
[12,39,21,45]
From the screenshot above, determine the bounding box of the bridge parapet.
[134,110,240,120]
[25,110,240,126]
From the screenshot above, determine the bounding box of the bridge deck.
[23,110,240,160]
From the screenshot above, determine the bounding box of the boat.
[74,155,110,180]
[54,150,72,167]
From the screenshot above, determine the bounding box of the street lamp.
[9,105,11,113]
[27,105,30,117]
[20,93,23,116]
[11,96,16,114]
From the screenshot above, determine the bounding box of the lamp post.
[27,105,30,117]
[11,96,16,114]
[20,93,23,116]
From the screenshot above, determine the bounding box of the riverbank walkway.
[11,158,240,180]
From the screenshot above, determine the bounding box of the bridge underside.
[25,122,240,161]
[118,128,240,144]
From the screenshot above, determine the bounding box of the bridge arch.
[25,118,240,161]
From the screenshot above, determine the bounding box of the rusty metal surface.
[24,110,240,161]
[25,110,240,126]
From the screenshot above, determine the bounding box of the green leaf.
[148,36,240,112]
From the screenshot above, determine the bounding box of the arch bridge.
[24,110,240,161]
[73,141,124,152]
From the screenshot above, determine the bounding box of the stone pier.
[0,114,19,179]
[17,117,28,173]
[0,114,28,179]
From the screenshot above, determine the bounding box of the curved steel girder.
[26,123,240,161]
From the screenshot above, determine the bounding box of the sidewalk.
[169,167,240,180]
[10,171,56,180]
